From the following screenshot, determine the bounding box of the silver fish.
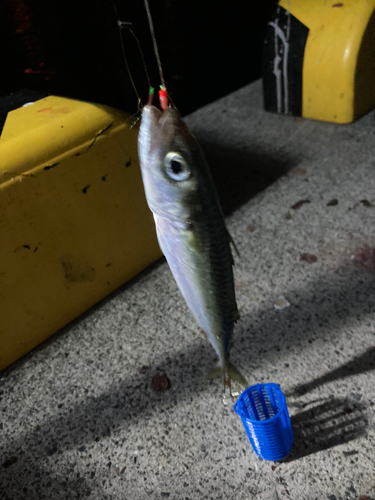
[138,104,246,389]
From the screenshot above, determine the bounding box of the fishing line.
[111,0,151,110]
[143,0,166,89]
[124,25,152,91]
[143,0,176,109]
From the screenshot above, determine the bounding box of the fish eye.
[164,152,191,181]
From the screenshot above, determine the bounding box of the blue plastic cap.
[233,383,294,461]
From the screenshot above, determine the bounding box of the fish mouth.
[138,105,163,157]
[140,105,185,153]
[143,104,182,128]
[141,105,162,131]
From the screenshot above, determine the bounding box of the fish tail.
[225,361,248,389]
[209,360,248,394]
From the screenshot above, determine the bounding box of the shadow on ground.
[284,398,368,462]
[289,347,375,397]
[2,263,375,497]
[200,141,301,214]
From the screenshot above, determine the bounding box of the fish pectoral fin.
[186,229,203,254]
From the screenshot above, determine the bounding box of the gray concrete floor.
[1,80,375,500]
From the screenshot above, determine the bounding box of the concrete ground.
[1,80,375,500]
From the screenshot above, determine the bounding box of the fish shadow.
[284,398,368,462]
[199,141,301,214]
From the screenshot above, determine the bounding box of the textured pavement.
[1,80,375,500]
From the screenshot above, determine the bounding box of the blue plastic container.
[233,383,293,461]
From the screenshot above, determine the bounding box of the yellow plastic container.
[0,95,162,370]
[263,0,375,123]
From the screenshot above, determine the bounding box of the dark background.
[0,0,277,116]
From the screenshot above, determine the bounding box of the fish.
[137,102,247,391]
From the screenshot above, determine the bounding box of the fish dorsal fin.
[226,228,240,260]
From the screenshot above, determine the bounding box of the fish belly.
[154,214,237,360]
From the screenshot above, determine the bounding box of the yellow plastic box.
[264,0,375,123]
[0,95,162,370]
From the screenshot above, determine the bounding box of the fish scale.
[138,103,247,389]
